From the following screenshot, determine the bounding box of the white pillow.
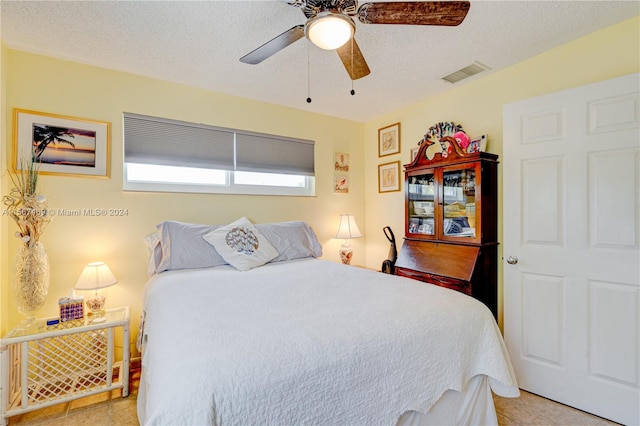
[203,217,279,271]
[144,231,162,275]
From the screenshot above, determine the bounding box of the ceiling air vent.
[441,61,490,84]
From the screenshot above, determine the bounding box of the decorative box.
[58,296,84,322]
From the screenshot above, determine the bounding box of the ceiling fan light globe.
[306,13,354,50]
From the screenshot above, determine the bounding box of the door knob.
[506,255,518,265]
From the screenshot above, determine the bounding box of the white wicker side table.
[0,306,130,425]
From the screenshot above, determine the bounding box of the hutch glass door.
[408,172,435,237]
[442,166,477,239]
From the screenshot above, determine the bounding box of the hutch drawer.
[396,268,472,295]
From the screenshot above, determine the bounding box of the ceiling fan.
[240,0,471,81]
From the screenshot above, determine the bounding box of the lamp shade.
[306,12,355,50]
[335,214,363,239]
[74,262,117,291]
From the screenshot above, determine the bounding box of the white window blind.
[124,113,314,174]
[236,132,315,176]
[123,113,234,170]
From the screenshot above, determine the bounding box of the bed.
[137,219,519,425]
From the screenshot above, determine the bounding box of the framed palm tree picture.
[13,109,111,178]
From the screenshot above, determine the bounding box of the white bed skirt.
[138,373,497,426]
[397,375,498,426]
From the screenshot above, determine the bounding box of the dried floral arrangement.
[2,157,51,246]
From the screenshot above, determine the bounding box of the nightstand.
[0,306,130,425]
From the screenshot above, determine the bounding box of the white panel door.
[503,73,639,425]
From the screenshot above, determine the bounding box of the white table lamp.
[74,261,117,320]
[335,213,362,265]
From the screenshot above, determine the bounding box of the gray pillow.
[155,221,227,272]
[256,221,323,263]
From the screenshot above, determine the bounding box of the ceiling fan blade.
[240,25,305,64]
[358,1,470,26]
[336,38,371,80]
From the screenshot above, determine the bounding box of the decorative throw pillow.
[203,217,279,271]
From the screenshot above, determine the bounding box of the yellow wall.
[2,16,638,341]
[1,39,8,335]
[1,51,366,343]
[363,16,640,327]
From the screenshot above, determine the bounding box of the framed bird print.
[378,161,401,193]
[378,122,401,157]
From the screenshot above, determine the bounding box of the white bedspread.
[138,259,518,425]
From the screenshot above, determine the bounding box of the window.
[234,171,306,188]
[123,113,315,196]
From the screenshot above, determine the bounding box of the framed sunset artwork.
[13,109,111,178]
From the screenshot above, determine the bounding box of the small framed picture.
[467,134,488,154]
[13,108,111,178]
[410,146,419,161]
[334,152,349,172]
[378,122,401,157]
[378,161,401,193]
[334,175,349,193]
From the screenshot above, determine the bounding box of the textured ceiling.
[1,1,638,122]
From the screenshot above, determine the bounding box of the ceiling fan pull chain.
[350,37,355,96]
[306,40,312,103]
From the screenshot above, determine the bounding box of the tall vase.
[13,241,50,328]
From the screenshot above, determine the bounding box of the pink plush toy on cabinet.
[453,131,471,150]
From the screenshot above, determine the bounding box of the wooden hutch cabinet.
[394,136,499,317]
